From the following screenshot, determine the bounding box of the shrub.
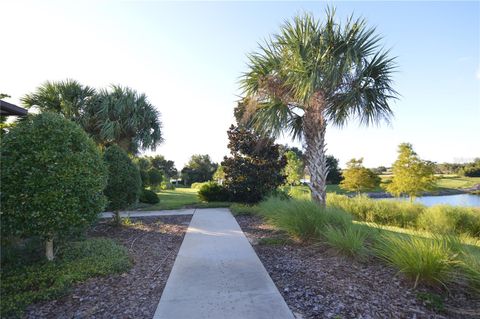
[0,238,131,318]
[230,203,260,216]
[198,182,230,202]
[258,197,351,241]
[418,205,480,237]
[324,224,370,258]
[222,125,286,203]
[0,113,107,260]
[373,234,456,288]
[147,167,163,190]
[139,189,160,204]
[104,145,142,221]
[161,181,176,190]
[191,182,208,189]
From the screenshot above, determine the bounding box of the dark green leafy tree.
[103,145,142,223]
[148,167,163,190]
[82,85,163,154]
[222,125,286,203]
[149,155,178,179]
[181,154,218,186]
[340,158,380,193]
[326,155,343,184]
[240,8,397,206]
[1,113,107,260]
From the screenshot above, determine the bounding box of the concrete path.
[100,209,195,219]
[153,208,294,319]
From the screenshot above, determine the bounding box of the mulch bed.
[236,214,480,319]
[24,215,191,319]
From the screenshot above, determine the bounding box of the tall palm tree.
[81,85,163,154]
[22,79,96,121]
[240,8,398,206]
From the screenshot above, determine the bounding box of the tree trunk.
[304,92,329,207]
[46,238,54,261]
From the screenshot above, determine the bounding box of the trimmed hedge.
[198,182,230,202]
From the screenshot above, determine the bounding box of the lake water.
[381,194,480,207]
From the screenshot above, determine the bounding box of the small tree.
[213,165,226,184]
[340,158,380,193]
[104,145,142,223]
[1,113,107,260]
[181,154,218,185]
[222,125,286,203]
[284,150,304,185]
[326,155,343,184]
[385,143,436,200]
[148,167,163,190]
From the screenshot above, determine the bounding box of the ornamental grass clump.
[258,197,351,241]
[418,205,480,237]
[373,234,456,288]
[324,224,371,258]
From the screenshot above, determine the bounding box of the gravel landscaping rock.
[24,215,191,319]
[236,215,480,319]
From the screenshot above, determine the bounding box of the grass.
[435,175,480,190]
[324,224,371,258]
[0,238,131,318]
[137,188,230,211]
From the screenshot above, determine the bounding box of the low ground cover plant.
[0,238,131,318]
[139,189,160,204]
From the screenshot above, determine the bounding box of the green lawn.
[138,188,230,211]
[435,175,480,190]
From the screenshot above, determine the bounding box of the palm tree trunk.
[304,93,329,207]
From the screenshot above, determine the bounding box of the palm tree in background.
[22,81,162,154]
[240,8,398,206]
[81,85,163,154]
[22,79,95,121]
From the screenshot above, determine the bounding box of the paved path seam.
[153,208,294,319]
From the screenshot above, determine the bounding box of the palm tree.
[240,8,398,206]
[22,79,96,121]
[81,85,163,154]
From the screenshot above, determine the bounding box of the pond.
[381,194,480,207]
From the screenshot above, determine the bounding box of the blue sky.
[1,1,479,169]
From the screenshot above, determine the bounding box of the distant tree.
[213,165,226,184]
[149,155,178,179]
[22,79,96,121]
[1,113,107,260]
[340,158,380,193]
[459,159,480,177]
[326,155,343,185]
[372,166,388,175]
[148,167,163,190]
[181,154,218,186]
[385,143,436,200]
[284,150,304,185]
[104,145,142,224]
[82,85,163,154]
[240,9,398,206]
[222,125,286,203]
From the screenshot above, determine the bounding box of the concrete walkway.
[153,208,294,319]
[100,209,195,219]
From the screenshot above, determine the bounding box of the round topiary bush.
[1,113,107,260]
[104,145,142,220]
[139,189,160,204]
[198,182,230,202]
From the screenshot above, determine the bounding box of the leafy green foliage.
[198,182,230,202]
[149,155,178,179]
[340,158,381,193]
[191,182,209,189]
[213,165,225,183]
[284,150,304,185]
[386,143,436,199]
[103,145,141,212]
[1,113,107,246]
[222,125,286,203]
[459,159,480,177]
[181,154,218,186]
[0,238,131,318]
[21,79,96,121]
[81,85,163,154]
[326,155,343,184]
[147,167,163,189]
[229,203,260,216]
[139,189,160,204]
